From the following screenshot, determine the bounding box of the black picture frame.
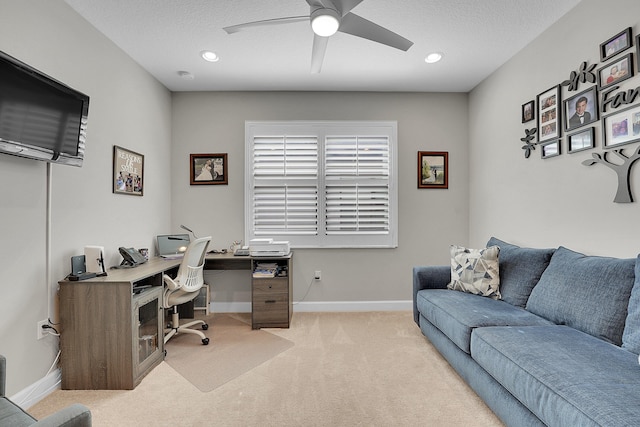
[597,52,634,90]
[537,85,561,143]
[600,27,632,62]
[540,140,561,159]
[563,86,598,132]
[567,127,595,154]
[522,100,535,123]
[602,103,640,149]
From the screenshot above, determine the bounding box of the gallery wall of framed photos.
[520,27,640,203]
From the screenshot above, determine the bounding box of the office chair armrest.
[163,274,180,291]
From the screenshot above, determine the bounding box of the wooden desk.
[58,257,181,390]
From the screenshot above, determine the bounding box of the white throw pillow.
[448,245,501,299]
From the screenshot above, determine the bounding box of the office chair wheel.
[202,337,210,345]
[202,323,209,330]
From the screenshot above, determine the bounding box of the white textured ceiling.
[63,0,582,92]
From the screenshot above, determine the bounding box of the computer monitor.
[156,233,190,258]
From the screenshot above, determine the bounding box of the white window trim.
[245,121,398,249]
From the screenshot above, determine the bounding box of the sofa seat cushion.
[471,325,640,427]
[416,289,553,354]
[526,246,636,346]
[622,254,640,355]
[486,237,555,308]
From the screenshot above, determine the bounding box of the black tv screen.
[0,50,89,167]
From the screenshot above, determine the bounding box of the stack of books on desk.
[253,262,279,278]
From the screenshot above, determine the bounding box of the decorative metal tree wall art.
[561,61,597,92]
[520,127,538,158]
[581,146,640,203]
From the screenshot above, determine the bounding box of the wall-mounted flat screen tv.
[0,50,89,167]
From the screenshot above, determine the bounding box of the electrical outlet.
[37,319,48,340]
[314,270,321,281]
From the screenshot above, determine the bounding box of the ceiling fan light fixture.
[201,50,220,62]
[425,52,443,63]
[311,8,340,37]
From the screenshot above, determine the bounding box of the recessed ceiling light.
[177,71,194,80]
[201,51,219,62]
[425,52,443,63]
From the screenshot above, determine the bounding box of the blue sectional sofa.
[413,237,640,427]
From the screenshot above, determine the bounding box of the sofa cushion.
[416,289,553,354]
[471,325,640,427]
[447,245,501,299]
[486,237,555,308]
[622,254,640,354]
[0,397,37,425]
[526,246,636,345]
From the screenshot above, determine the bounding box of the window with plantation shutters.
[246,121,397,248]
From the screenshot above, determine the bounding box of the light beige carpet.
[29,312,505,427]
[163,313,294,392]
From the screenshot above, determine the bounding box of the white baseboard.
[10,368,61,410]
[211,300,412,313]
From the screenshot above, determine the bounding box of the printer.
[249,239,290,257]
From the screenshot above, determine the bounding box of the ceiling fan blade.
[311,34,329,73]
[338,12,413,51]
[223,16,308,34]
[334,0,365,16]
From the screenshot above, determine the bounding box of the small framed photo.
[522,100,535,123]
[598,52,633,90]
[602,104,640,149]
[540,140,561,159]
[113,145,143,196]
[418,151,448,189]
[567,127,595,154]
[537,85,561,143]
[190,153,228,185]
[600,27,632,62]
[564,86,598,132]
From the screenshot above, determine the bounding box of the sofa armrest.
[413,266,450,325]
[33,403,92,427]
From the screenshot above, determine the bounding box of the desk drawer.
[253,278,288,295]
[252,278,289,328]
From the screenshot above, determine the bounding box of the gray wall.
[171,92,470,310]
[469,0,640,257]
[0,0,172,396]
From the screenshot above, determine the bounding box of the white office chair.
[163,236,211,345]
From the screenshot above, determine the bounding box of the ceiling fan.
[223,0,414,73]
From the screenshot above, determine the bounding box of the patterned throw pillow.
[447,245,501,299]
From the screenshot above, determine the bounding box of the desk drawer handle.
[265,300,276,304]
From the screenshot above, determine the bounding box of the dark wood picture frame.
[567,127,595,154]
[537,85,561,143]
[113,145,144,196]
[563,86,598,132]
[600,27,632,62]
[190,153,228,185]
[522,100,535,123]
[418,151,448,189]
[597,52,634,90]
[540,140,561,159]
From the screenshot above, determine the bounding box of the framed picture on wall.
[190,153,228,185]
[540,140,561,159]
[113,145,144,196]
[418,151,448,189]
[567,127,595,154]
[564,86,598,132]
[597,52,634,90]
[602,104,640,149]
[600,27,632,62]
[522,100,535,123]
[537,85,561,143]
